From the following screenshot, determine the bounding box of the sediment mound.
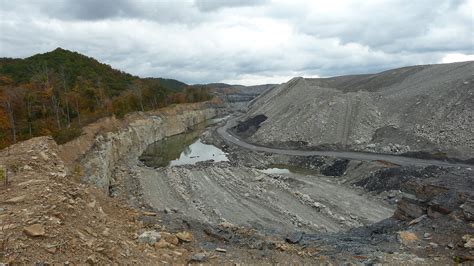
[244,61,474,159]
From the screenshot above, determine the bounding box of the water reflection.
[170,139,228,166]
[139,119,228,167]
[259,168,291,174]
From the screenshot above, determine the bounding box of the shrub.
[52,127,82,144]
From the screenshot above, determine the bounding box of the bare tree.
[60,66,71,127]
[0,86,19,143]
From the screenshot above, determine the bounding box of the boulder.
[394,194,426,220]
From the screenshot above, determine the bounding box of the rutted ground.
[136,162,393,234]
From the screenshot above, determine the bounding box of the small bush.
[52,127,83,144]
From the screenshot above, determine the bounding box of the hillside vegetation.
[0,48,210,148]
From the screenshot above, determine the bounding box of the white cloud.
[441,53,474,63]
[0,0,472,85]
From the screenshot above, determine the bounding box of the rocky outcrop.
[393,174,474,221]
[78,104,216,192]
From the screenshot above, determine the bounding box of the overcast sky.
[0,0,473,85]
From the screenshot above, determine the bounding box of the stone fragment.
[5,195,25,204]
[138,231,161,245]
[17,179,46,187]
[161,232,179,246]
[39,151,49,161]
[102,228,110,237]
[398,231,418,244]
[190,253,208,262]
[463,235,474,249]
[86,255,97,265]
[155,239,175,249]
[215,248,227,253]
[394,195,426,220]
[408,215,427,225]
[23,224,45,237]
[176,231,193,242]
[286,231,303,244]
[218,221,236,229]
[461,200,474,221]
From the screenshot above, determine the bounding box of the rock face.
[393,173,474,221]
[244,61,474,159]
[79,104,216,192]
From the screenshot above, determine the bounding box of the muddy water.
[139,119,228,167]
[261,163,317,175]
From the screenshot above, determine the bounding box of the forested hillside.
[0,48,210,148]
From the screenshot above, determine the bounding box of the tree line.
[0,49,211,148]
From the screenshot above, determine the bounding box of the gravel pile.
[245,61,474,159]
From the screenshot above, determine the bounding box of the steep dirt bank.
[0,137,161,264]
[59,103,217,194]
[243,61,474,159]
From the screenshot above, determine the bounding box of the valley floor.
[1,105,473,264]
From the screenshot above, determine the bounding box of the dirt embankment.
[0,137,179,264]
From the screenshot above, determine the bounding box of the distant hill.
[0,48,210,148]
[0,48,138,96]
[143,77,188,91]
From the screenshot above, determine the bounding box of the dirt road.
[217,116,473,168]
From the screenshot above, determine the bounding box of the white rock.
[138,231,161,245]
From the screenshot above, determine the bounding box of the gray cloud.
[50,0,139,20]
[194,0,268,12]
[0,0,472,85]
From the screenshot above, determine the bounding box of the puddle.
[259,168,291,174]
[139,118,228,167]
[169,139,228,166]
[261,164,317,175]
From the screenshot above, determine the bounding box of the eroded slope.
[245,61,474,159]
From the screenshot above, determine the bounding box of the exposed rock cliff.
[59,103,216,193]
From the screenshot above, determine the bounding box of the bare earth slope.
[245,61,474,159]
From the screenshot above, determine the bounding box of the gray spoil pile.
[244,61,474,159]
[135,161,393,235]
